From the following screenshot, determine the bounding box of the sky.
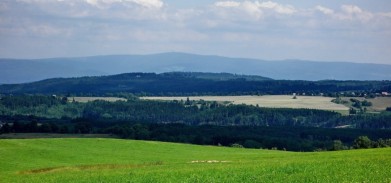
[0,0,390,64]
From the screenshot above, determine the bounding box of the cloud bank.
[0,0,390,64]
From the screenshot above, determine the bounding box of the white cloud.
[341,4,363,14]
[85,0,98,6]
[211,1,261,20]
[132,0,163,9]
[338,5,373,21]
[213,1,297,20]
[241,1,263,19]
[16,0,164,9]
[84,0,164,9]
[315,5,334,15]
[258,1,296,14]
[313,4,380,24]
[214,1,240,8]
[214,1,296,17]
[12,0,167,20]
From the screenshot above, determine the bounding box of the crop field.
[67,97,127,103]
[142,95,349,111]
[341,97,391,112]
[0,138,390,183]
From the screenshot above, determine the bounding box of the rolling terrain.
[1,72,389,95]
[2,52,391,84]
[0,138,390,183]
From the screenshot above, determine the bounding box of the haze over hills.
[1,72,389,95]
[1,52,391,84]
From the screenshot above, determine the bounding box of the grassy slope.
[0,133,118,139]
[0,138,390,183]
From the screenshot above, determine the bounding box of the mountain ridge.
[1,71,389,95]
[1,52,391,84]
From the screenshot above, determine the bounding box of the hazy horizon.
[2,52,391,66]
[1,0,390,64]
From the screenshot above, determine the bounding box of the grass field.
[0,133,117,139]
[0,138,390,183]
[142,95,349,111]
[68,97,127,103]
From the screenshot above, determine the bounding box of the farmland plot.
[68,97,127,103]
[341,97,391,112]
[142,95,349,111]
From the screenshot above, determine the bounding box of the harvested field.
[341,97,391,112]
[68,97,127,103]
[142,95,349,111]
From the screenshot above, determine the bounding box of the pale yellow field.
[141,95,349,111]
[68,97,127,103]
[341,97,391,112]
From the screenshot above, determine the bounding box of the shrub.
[353,136,372,149]
[331,140,347,151]
[230,143,244,148]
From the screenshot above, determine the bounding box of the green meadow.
[0,138,390,183]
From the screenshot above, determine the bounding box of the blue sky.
[0,0,390,64]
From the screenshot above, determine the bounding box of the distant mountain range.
[1,52,391,84]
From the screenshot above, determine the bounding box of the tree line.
[2,95,391,152]
[1,121,391,152]
[1,95,391,129]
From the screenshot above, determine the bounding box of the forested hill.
[0,72,390,95]
[2,52,391,84]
